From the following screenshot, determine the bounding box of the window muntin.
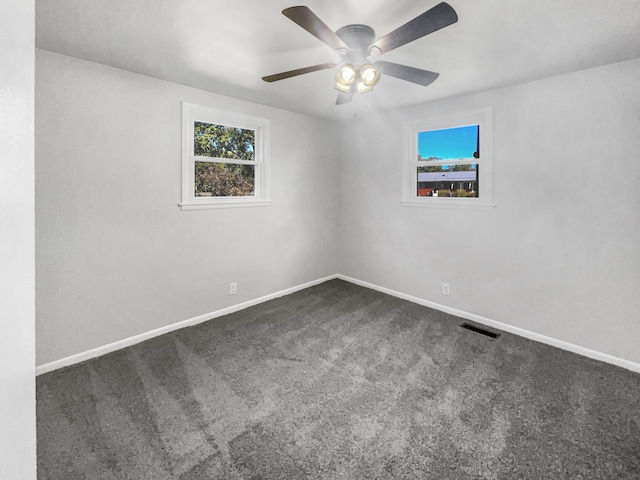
[181,103,270,209]
[402,107,493,209]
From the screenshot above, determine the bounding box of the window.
[402,107,494,209]
[180,103,270,209]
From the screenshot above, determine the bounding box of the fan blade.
[369,2,458,55]
[375,61,439,86]
[282,6,349,51]
[336,92,353,105]
[373,61,440,87]
[262,63,336,82]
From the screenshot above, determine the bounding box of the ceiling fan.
[262,2,458,105]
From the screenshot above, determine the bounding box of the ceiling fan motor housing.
[336,24,376,62]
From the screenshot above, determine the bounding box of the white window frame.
[402,106,494,210]
[180,102,271,210]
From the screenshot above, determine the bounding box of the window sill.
[401,200,496,211]
[179,200,272,210]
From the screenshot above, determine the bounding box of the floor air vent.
[460,322,500,339]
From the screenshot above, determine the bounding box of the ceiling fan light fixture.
[356,63,381,93]
[355,81,373,94]
[335,64,357,93]
[359,64,380,85]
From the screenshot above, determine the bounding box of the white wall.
[0,0,36,478]
[339,58,640,364]
[36,50,341,365]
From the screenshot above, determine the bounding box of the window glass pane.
[418,124,479,161]
[417,164,478,197]
[195,162,255,197]
[194,122,255,161]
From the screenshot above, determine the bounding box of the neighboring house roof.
[418,171,478,182]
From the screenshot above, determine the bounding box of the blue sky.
[418,124,478,160]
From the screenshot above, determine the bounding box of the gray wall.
[36,50,341,365]
[338,58,640,364]
[1,0,36,478]
[36,50,640,368]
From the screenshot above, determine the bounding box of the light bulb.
[362,69,375,82]
[335,64,357,93]
[356,64,381,93]
[340,68,355,82]
[359,64,380,86]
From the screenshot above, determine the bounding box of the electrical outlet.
[229,282,237,295]
[442,283,450,295]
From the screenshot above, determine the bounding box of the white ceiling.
[36,0,640,120]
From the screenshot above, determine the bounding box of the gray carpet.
[37,279,640,479]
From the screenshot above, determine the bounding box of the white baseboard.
[37,273,640,376]
[36,274,339,376]
[337,274,640,374]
